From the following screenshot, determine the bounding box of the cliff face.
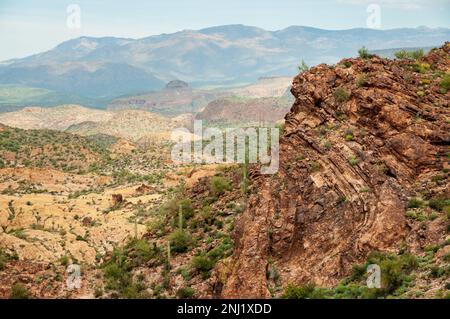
[218,43,450,298]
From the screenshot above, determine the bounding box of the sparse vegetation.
[169,229,193,253]
[210,176,232,197]
[9,283,29,299]
[440,73,450,93]
[356,74,368,87]
[176,286,195,299]
[394,49,424,60]
[358,46,374,59]
[333,87,351,103]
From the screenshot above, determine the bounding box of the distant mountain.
[1,25,449,102]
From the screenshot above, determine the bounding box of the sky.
[1,0,449,61]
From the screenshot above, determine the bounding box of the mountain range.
[0,24,449,104]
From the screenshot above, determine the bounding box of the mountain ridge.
[1,24,448,101]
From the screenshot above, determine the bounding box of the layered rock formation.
[219,43,450,298]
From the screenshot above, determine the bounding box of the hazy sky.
[1,0,449,61]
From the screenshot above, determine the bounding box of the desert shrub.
[101,243,154,298]
[207,236,233,261]
[169,229,192,253]
[431,175,444,182]
[409,49,425,60]
[191,255,215,273]
[0,249,8,270]
[333,87,351,103]
[210,176,232,197]
[282,283,327,299]
[429,198,450,212]
[407,197,424,209]
[395,49,424,60]
[412,62,430,74]
[348,156,359,166]
[405,210,427,221]
[356,74,368,87]
[309,161,321,172]
[342,61,352,68]
[11,228,27,240]
[344,132,354,141]
[126,239,154,267]
[176,287,195,299]
[395,50,409,59]
[429,266,446,278]
[9,283,29,299]
[59,255,70,266]
[358,46,374,59]
[366,252,418,294]
[440,73,450,93]
[178,199,194,220]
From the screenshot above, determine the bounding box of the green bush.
[333,87,351,103]
[356,74,368,87]
[407,197,424,209]
[358,46,374,59]
[429,198,450,212]
[9,283,29,299]
[348,156,359,166]
[59,255,70,266]
[169,229,193,253]
[0,250,7,270]
[178,199,194,220]
[412,62,430,74]
[210,176,232,197]
[440,73,450,93]
[282,283,327,299]
[191,255,215,272]
[176,286,195,299]
[395,49,424,60]
[366,252,418,294]
[127,239,155,266]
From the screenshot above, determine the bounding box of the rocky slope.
[218,43,450,298]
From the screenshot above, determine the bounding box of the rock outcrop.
[219,43,450,298]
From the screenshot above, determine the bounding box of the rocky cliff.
[218,43,450,298]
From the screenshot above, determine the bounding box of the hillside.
[1,25,449,101]
[0,124,112,173]
[217,43,450,298]
[66,110,182,142]
[0,105,114,131]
